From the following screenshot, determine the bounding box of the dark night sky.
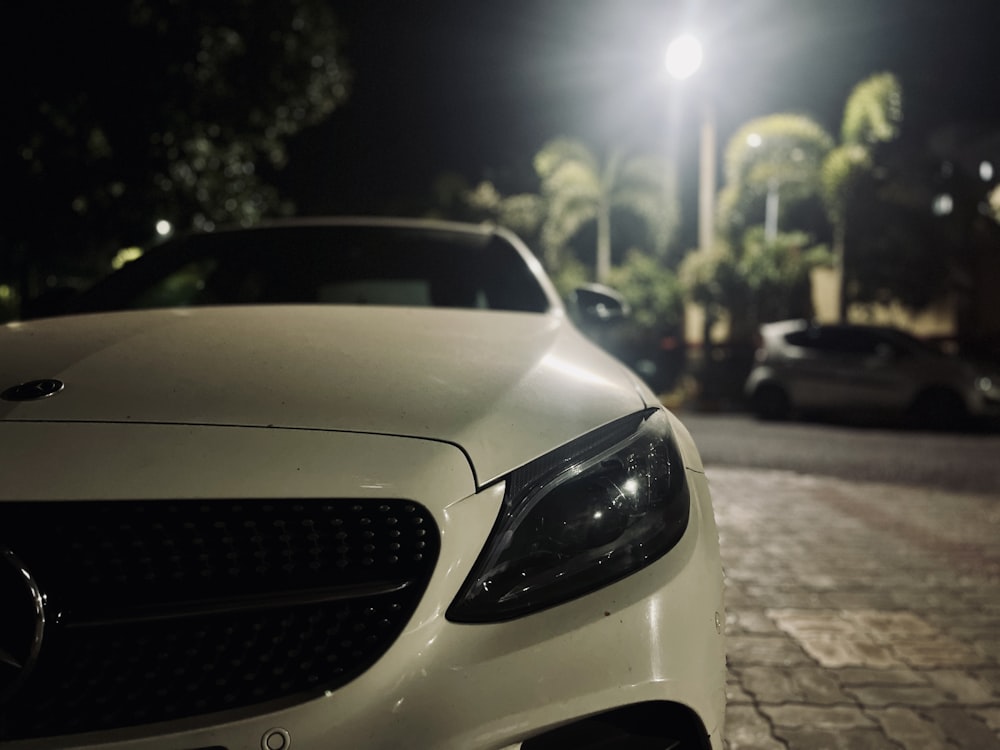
[281,0,1000,226]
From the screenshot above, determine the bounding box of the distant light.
[111,246,144,270]
[665,34,703,81]
[932,193,954,216]
[746,133,763,148]
[980,161,994,181]
[155,220,173,237]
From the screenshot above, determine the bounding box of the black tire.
[751,384,790,421]
[906,389,968,430]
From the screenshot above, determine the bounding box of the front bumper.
[0,422,725,750]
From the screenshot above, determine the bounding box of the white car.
[0,218,725,750]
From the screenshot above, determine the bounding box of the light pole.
[666,33,720,376]
[665,34,715,255]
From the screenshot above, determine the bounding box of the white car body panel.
[1,306,644,486]
[0,423,476,502]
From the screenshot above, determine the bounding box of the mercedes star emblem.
[0,380,65,402]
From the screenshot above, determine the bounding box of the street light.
[664,34,703,81]
[665,33,715,256]
[747,133,780,243]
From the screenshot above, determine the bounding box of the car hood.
[0,306,647,486]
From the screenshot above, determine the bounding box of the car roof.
[198,215,503,239]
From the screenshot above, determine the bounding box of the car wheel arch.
[906,385,969,428]
[749,381,791,421]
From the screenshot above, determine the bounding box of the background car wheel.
[906,388,968,430]
[751,384,790,421]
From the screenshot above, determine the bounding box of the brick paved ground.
[710,468,1000,749]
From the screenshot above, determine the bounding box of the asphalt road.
[675,412,1000,496]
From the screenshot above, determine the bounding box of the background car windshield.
[72,225,551,314]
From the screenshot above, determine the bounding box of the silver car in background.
[745,319,1000,426]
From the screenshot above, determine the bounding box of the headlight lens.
[447,408,690,623]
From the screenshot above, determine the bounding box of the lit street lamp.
[664,34,703,81]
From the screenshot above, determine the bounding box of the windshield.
[69,224,552,315]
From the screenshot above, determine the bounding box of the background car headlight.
[447,408,690,622]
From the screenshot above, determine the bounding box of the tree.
[820,72,904,320]
[685,113,830,368]
[737,229,827,333]
[841,73,904,146]
[533,138,678,283]
[427,174,547,259]
[4,0,350,300]
[680,230,825,344]
[717,114,834,248]
[606,251,685,333]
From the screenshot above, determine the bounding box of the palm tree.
[821,73,903,321]
[716,113,834,248]
[533,138,676,283]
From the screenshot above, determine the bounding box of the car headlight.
[447,408,690,623]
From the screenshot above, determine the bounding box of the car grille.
[0,498,439,740]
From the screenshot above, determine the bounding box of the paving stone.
[789,634,905,668]
[740,665,852,705]
[723,585,759,609]
[766,609,859,637]
[727,610,783,636]
[772,728,903,750]
[746,587,827,608]
[726,673,754,705]
[727,635,812,667]
[817,591,899,610]
[890,637,987,668]
[763,704,876,730]
[709,468,1000,750]
[833,667,928,686]
[840,610,940,642]
[794,573,841,590]
[972,637,1000,661]
[973,707,1000,734]
[972,668,1000,696]
[723,705,786,750]
[924,669,997,704]
[959,589,1000,608]
[845,684,951,707]
[924,707,1000,749]
[938,625,1000,646]
[889,589,986,613]
[868,707,958,750]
